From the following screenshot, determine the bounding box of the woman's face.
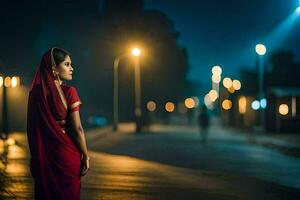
[56,55,73,81]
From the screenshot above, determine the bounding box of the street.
[1,123,300,199]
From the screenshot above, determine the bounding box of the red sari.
[27,48,82,200]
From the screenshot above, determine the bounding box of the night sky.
[144,0,300,88]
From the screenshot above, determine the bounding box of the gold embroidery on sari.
[70,101,82,110]
[54,80,68,110]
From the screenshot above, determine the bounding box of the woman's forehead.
[64,55,71,62]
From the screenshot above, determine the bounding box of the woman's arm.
[69,110,89,176]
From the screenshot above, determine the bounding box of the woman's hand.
[81,156,90,176]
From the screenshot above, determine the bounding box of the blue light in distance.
[260,98,267,109]
[251,100,260,110]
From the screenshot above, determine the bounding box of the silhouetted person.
[198,105,210,144]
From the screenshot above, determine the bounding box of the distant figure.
[141,111,151,132]
[27,48,89,199]
[198,105,210,143]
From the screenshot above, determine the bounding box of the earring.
[52,70,60,81]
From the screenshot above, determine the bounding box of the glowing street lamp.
[131,48,141,57]
[255,43,267,129]
[1,75,21,139]
[211,65,222,99]
[255,44,266,56]
[131,47,143,132]
[113,47,142,132]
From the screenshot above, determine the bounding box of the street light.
[211,65,222,100]
[113,47,143,132]
[255,43,267,130]
[131,47,143,132]
[1,75,21,139]
[131,48,141,57]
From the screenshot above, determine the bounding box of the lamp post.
[113,47,142,132]
[255,44,267,130]
[113,54,127,132]
[131,48,142,132]
[1,75,20,139]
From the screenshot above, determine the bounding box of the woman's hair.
[52,48,70,66]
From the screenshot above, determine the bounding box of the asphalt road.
[1,124,300,199]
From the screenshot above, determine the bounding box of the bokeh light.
[147,101,156,112]
[208,89,218,102]
[0,76,3,87]
[255,44,266,56]
[222,99,232,110]
[192,96,200,108]
[223,77,232,88]
[204,94,213,109]
[279,104,289,115]
[185,98,196,109]
[6,138,16,145]
[212,75,221,83]
[212,65,222,75]
[238,96,247,114]
[260,98,267,109]
[232,80,241,90]
[165,102,175,112]
[251,100,260,110]
[11,76,19,88]
[4,76,11,87]
[131,48,141,57]
[227,86,235,94]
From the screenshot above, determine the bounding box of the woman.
[27,47,89,200]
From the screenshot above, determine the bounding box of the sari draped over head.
[27,48,82,200]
